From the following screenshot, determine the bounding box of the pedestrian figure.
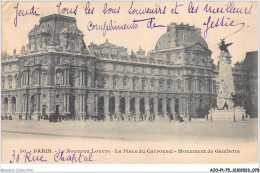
[246,114,248,119]
[242,114,245,121]
[224,102,228,111]
[188,115,191,122]
[9,115,12,120]
[206,114,209,121]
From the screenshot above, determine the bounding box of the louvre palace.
[1,14,218,121]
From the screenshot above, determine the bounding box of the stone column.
[145,97,149,120]
[79,71,82,87]
[195,77,198,92]
[7,97,11,114]
[62,70,65,85]
[24,72,27,86]
[163,97,167,117]
[87,72,91,87]
[104,95,109,121]
[66,94,69,113]
[63,94,66,113]
[79,94,82,113]
[66,70,70,85]
[171,98,175,115]
[179,97,183,115]
[135,96,140,120]
[35,94,38,114]
[67,94,70,112]
[154,97,158,117]
[115,95,119,117]
[125,95,130,117]
[83,94,86,113]
[27,71,30,86]
[39,69,41,85]
[83,71,85,86]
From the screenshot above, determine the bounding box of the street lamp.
[233,106,236,122]
[210,103,213,122]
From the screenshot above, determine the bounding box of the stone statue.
[218,39,233,53]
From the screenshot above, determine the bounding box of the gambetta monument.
[212,39,246,121]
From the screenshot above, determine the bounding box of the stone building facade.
[1,14,217,120]
[233,51,258,117]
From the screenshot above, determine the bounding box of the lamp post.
[233,106,236,122]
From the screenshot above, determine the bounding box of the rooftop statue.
[218,39,233,54]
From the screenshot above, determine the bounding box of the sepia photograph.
[1,1,259,172]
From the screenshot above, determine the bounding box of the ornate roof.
[60,24,84,37]
[155,23,208,50]
[28,24,48,36]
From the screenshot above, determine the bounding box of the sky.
[1,1,258,65]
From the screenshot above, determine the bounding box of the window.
[142,67,146,73]
[167,79,172,88]
[103,75,108,84]
[71,41,75,51]
[56,57,61,64]
[123,76,128,85]
[2,77,5,89]
[159,79,164,87]
[113,64,117,71]
[168,69,171,75]
[9,65,12,71]
[151,78,155,87]
[177,80,182,89]
[142,78,146,90]
[167,54,170,61]
[178,70,181,75]
[133,66,136,73]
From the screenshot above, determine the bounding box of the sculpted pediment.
[186,42,211,53]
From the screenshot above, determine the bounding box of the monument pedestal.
[210,106,245,122]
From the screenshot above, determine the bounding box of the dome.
[155,23,208,50]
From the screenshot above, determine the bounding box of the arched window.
[177,80,182,89]
[167,79,172,88]
[159,78,164,87]
[151,78,155,87]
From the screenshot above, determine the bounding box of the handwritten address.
[10,150,93,163]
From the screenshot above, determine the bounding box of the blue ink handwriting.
[103,3,120,14]
[14,3,39,27]
[133,17,166,29]
[85,1,94,15]
[54,151,93,163]
[56,2,78,15]
[10,150,47,163]
[203,16,245,39]
[87,20,138,36]
[170,2,184,14]
[188,1,199,13]
[203,1,252,14]
[128,1,166,15]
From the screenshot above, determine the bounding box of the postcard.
[1,1,259,172]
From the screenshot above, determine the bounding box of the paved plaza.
[1,118,258,141]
